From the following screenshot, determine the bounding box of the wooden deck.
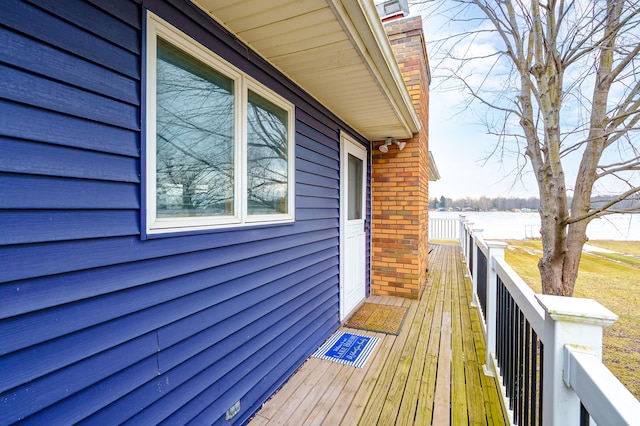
[249,243,508,425]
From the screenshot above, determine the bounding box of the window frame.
[145,13,295,236]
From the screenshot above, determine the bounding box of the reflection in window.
[247,90,288,215]
[146,14,295,234]
[348,153,363,220]
[156,38,235,218]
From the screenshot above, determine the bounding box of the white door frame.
[339,132,368,321]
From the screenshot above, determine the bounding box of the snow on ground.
[582,244,618,254]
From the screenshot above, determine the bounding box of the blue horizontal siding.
[0,138,139,182]
[0,0,374,423]
[296,107,341,144]
[161,304,337,425]
[218,314,338,426]
[236,313,338,425]
[296,182,340,199]
[298,196,340,209]
[0,241,339,391]
[0,249,338,356]
[0,65,139,130]
[87,0,142,30]
[1,272,337,424]
[156,261,339,357]
[0,334,157,425]
[296,170,340,189]
[297,158,340,181]
[24,0,140,54]
[17,357,161,425]
[0,0,139,79]
[296,127,340,162]
[0,174,140,210]
[0,210,140,245]
[0,30,139,105]
[297,207,340,221]
[0,228,338,283]
[297,145,339,172]
[0,101,139,156]
[127,281,337,424]
[0,221,337,318]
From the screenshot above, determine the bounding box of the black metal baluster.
[514,307,521,424]
[538,340,544,424]
[523,319,532,426]
[516,307,526,425]
[468,233,473,266]
[497,279,504,370]
[580,403,590,426]
[510,295,517,410]
[507,293,514,404]
[477,250,487,315]
[511,295,518,411]
[503,287,510,391]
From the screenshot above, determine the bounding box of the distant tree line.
[430,196,540,211]
[431,195,640,212]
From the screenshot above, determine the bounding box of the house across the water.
[0,0,438,423]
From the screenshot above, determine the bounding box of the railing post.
[463,222,473,267]
[470,228,483,307]
[483,241,507,376]
[536,295,618,425]
[459,215,466,256]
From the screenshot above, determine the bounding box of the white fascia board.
[329,0,421,139]
[429,151,441,181]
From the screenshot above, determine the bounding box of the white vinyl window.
[145,13,294,235]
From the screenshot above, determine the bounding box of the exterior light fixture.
[379,137,406,152]
[379,138,392,153]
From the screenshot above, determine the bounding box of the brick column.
[371,16,430,299]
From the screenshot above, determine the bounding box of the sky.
[410,2,541,200]
[396,1,640,202]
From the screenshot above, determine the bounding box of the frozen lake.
[431,211,640,241]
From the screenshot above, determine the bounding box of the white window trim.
[145,12,295,236]
[243,78,295,224]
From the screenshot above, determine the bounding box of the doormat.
[312,331,379,368]
[345,303,408,335]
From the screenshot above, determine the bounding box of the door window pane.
[156,38,235,218]
[247,90,289,215]
[348,153,363,220]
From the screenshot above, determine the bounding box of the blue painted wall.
[0,0,371,423]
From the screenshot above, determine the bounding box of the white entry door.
[340,134,367,320]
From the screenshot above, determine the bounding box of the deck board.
[249,243,508,425]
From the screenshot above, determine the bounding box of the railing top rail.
[476,236,489,256]
[451,213,639,425]
[494,256,546,337]
[564,346,640,426]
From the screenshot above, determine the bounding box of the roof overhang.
[191,0,421,141]
[429,151,440,181]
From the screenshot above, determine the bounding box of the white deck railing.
[428,217,459,241]
[429,216,640,425]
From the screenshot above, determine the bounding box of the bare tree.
[418,0,640,295]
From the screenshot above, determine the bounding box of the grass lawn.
[503,240,640,400]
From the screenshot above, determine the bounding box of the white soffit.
[192,0,420,141]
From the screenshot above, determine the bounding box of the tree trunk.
[537,160,570,295]
[540,0,621,296]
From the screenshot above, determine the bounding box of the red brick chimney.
[370,11,431,299]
